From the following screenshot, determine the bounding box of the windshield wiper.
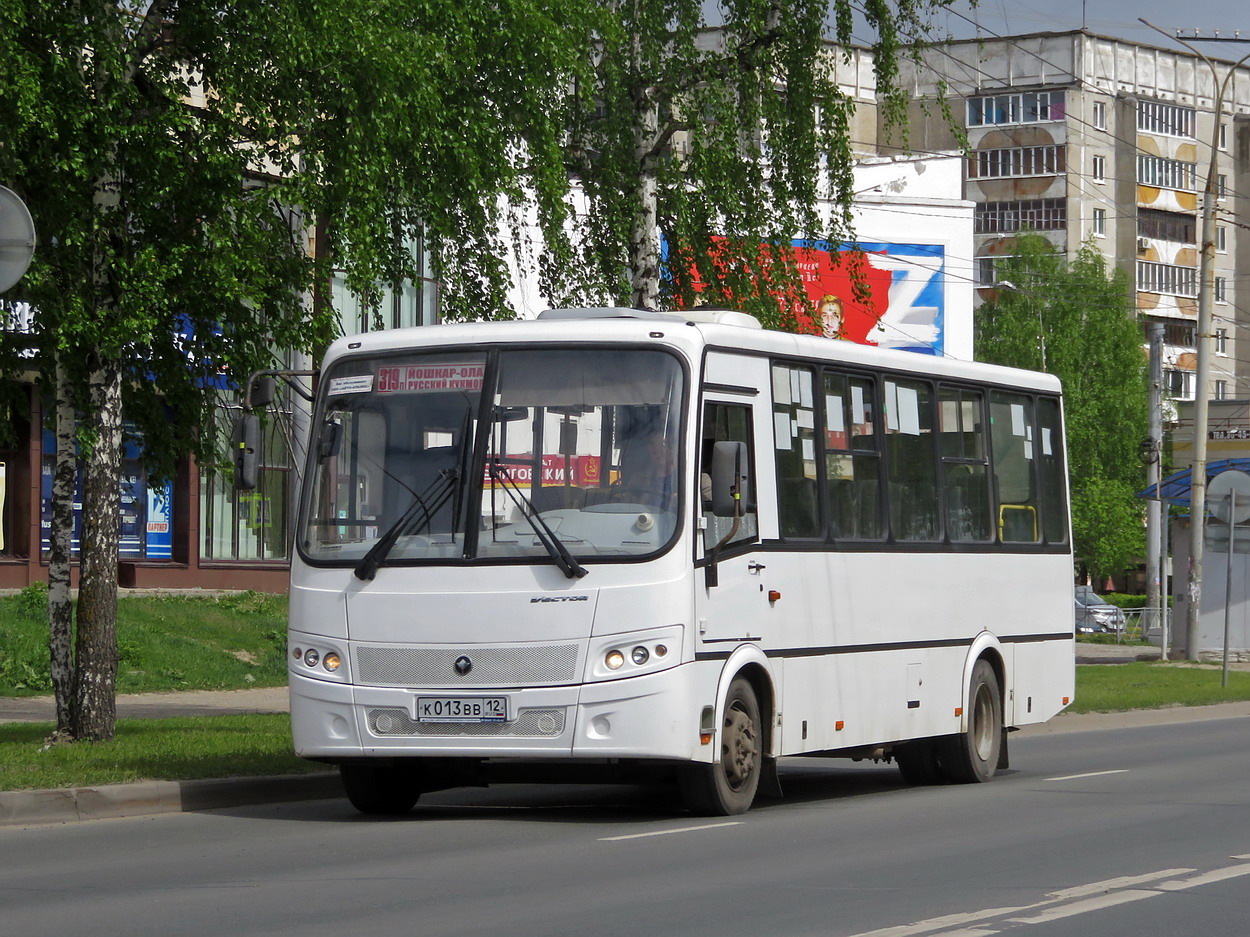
[353,469,458,581]
[488,460,587,580]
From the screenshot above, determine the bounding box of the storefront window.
[201,409,292,561]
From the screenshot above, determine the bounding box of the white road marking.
[1007,889,1159,924]
[1043,769,1130,781]
[1158,864,1250,890]
[598,821,741,841]
[841,863,1250,937]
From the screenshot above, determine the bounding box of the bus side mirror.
[233,413,260,490]
[248,375,277,409]
[710,441,751,518]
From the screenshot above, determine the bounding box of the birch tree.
[546,0,955,324]
[0,0,593,740]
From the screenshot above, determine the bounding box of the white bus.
[282,307,1074,815]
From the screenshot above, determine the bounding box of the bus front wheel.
[680,677,762,816]
[339,761,422,815]
[938,659,1002,783]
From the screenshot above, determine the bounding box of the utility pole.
[1140,21,1250,659]
[1146,323,1164,646]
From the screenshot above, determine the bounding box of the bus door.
[695,398,768,644]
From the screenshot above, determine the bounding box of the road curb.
[0,771,342,828]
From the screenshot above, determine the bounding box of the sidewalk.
[0,686,290,724]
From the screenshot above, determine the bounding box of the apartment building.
[890,29,1250,402]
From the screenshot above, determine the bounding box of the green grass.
[1071,662,1250,713]
[0,714,319,791]
[0,586,288,697]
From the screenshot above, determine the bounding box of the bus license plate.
[416,696,508,723]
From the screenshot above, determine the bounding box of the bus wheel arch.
[680,657,775,816]
[939,655,1005,783]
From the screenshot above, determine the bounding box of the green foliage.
[550,0,955,319]
[0,592,289,697]
[976,235,1149,580]
[1070,662,1250,713]
[0,714,316,792]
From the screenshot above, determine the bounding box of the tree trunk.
[629,68,661,310]
[629,169,661,310]
[69,359,123,741]
[47,349,77,737]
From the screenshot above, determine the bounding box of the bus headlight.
[289,632,350,683]
[588,626,683,681]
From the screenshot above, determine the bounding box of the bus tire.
[894,739,945,785]
[339,761,422,815]
[679,677,762,816]
[938,659,1003,783]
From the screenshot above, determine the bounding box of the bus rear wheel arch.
[896,656,1005,786]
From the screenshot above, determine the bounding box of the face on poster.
[677,237,946,355]
[789,240,946,356]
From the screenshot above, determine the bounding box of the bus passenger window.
[1037,397,1069,544]
[884,378,940,542]
[989,391,1041,543]
[823,372,884,540]
[771,364,821,538]
[701,402,758,551]
[938,387,992,542]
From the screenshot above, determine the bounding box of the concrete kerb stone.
[0,772,342,827]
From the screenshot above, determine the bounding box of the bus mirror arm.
[704,488,744,589]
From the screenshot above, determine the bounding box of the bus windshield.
[300,346,685,568]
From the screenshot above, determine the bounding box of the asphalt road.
[2,715,1248,937]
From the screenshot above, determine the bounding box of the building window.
[1220,123,1228,150]
[1162,321,1196,347]
[1218,174,1228,197]
[1137,260,1198,297]
[967,90,1066,127]
[330,235,439,337]
[1138,209,1196,244]
[201,409,292,562]
[1215,380,1228,400]
[1165,368,1194,398]
[1217,226,1228,252]
[1216,328,1228,354]
[1137,155,1198,191]
[1092,100,1107,130]
[1216,277,1228,303]
[1092,154,1106,182]
[1092,208,1106,236]
[1137,100,1196,138]
[968,145,1065,178]
[974,199,1067,234]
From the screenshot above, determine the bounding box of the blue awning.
[1139,458,1250,506]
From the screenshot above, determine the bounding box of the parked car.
[1074,585,1126,634]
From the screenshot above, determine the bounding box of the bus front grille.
[355,644,580,686]
[367,708,567,737]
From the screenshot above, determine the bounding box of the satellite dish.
[0,185,36,294]
[1208,469,1250,524]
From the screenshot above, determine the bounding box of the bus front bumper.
[289,664,714,764]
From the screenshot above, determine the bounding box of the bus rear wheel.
[938,659,1002,783]
[339,761,422,815]
[679,677,762,816]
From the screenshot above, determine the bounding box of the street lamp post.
[1141,21,1250,659]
